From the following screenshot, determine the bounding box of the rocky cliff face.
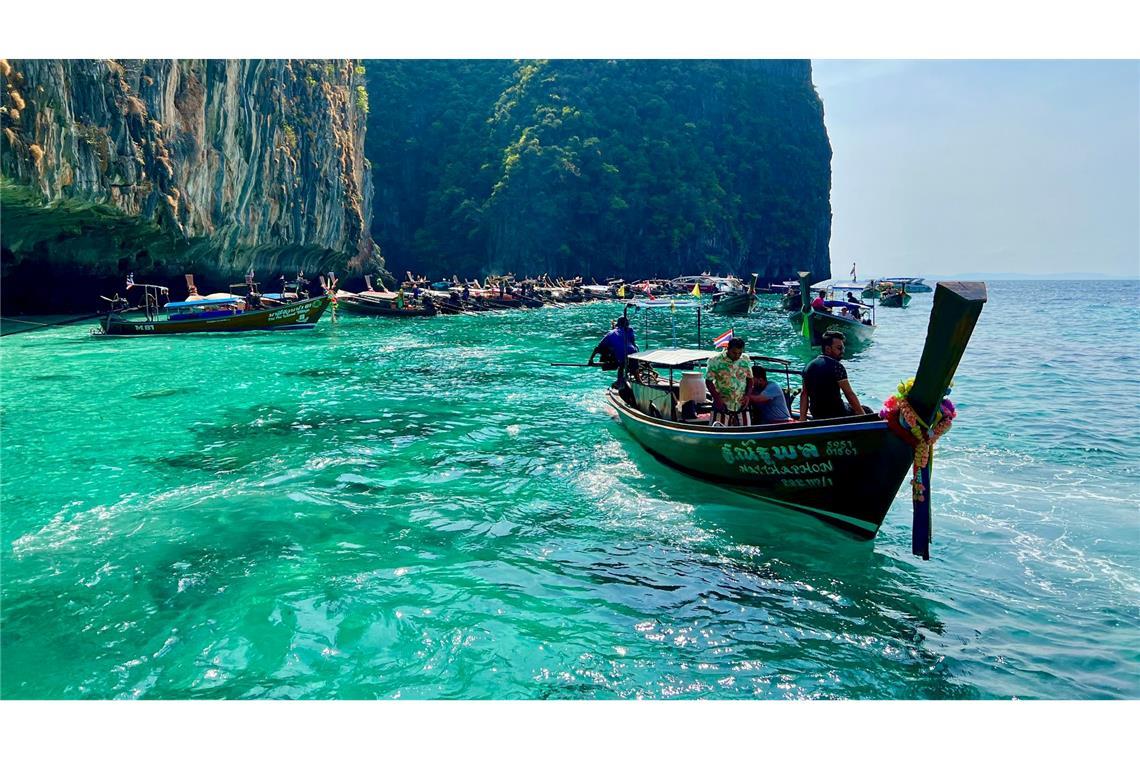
[1,59,386,313]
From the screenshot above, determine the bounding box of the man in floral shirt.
[705,337,754,425]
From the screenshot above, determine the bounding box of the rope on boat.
[0,312,104,336]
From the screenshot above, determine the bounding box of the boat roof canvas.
[628,348,718,367]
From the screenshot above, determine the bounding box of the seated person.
[747,366,794,424]
[811,289,830,313]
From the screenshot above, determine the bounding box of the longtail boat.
[710,274,759,316]
[605,281,986,555]
[93,277,329,336]
[879,289,912,308]
[788,272,876,348]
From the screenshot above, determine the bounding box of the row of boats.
[333,272,764,318]
[92,270,767,335]
[93,268,932,339]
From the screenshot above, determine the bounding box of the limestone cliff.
[1,59,386,313]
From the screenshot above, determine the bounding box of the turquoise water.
[1,280,1137,699]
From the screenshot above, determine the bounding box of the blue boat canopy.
[164,296,242,309]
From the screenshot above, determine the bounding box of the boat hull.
[880,293,912,308]
[99,296,330,335]
[711,292,758,315]
[607,391,913,536]
[788,309,876,347]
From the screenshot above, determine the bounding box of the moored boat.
[709,274,759,315]
[788,272,876,348]
[93,277,329,336]
[879,289,912,308]
[605,280,987,552]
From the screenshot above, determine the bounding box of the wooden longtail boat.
[606,280,987,548]
[93,280,329,336]
[879,290,912,308]
[788,272,876,348]
[709,274,759,316]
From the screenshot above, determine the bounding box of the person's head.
[726,337,745,361]
[752,366,768,386]
[616,316,630,329]
[820,331,845,359]
[846,291,854,298]
[818,289,827,299]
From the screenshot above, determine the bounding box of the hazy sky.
[811,60,1139,278]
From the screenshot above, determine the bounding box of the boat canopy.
[164,296,242,309]
[628,348,718,368]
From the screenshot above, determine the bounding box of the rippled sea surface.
[2,280,1137,699]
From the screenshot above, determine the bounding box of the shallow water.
[1,280,1137,699]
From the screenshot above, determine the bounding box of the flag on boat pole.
[713,328,734,348]
[617,284,626,298]
[690,283,701,298]
[126,273,135,289]
[850,262,857,279]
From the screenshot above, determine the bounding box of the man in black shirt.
[798,331,863,421]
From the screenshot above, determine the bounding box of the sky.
[812,60,1140,278]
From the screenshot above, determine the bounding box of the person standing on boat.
[747,366,793,424]
[589,316,638,385]
[798,331,862,421]
[705,337,753,426]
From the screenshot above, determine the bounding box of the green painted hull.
[608,392,910,536]
[880,292,912,308]
[710,291,758,315]
[788,309,876,348]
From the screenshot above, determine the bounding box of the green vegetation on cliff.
[364,60,832,282]
[1,59,385,313]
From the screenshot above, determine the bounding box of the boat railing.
[123,283,170,321]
